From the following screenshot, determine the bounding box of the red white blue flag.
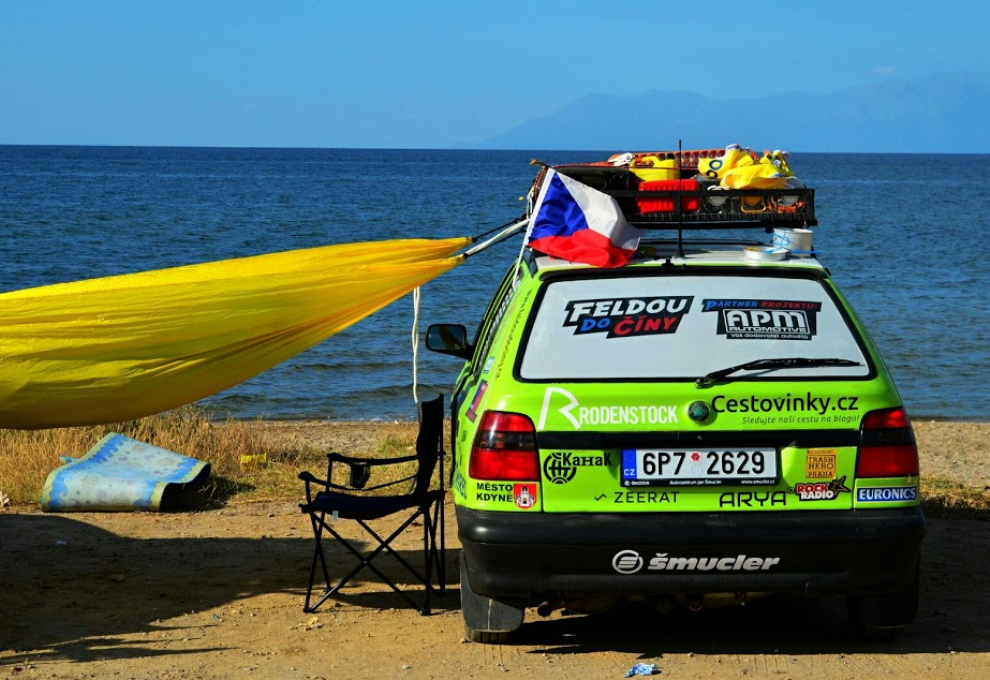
[526,169,644,268]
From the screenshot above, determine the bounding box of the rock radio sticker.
[794,475,850,501]
[563,296,693,338]
[702,299,822,340]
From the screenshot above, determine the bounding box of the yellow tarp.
[0,237,470,429]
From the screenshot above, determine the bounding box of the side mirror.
[426,324,473,360]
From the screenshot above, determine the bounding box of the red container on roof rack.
[638,179,701,214]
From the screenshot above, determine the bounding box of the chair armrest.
[327,451,417,466]
[298,470,327,485]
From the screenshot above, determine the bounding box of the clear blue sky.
[1,1,987,148]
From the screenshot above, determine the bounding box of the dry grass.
[0,406,426,509]
[2,409,987,518]
[921,477,990,518]
[0,406,318,507]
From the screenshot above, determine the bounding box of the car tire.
[847,557,920,639]
[460,551,524,643]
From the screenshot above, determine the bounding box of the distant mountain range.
[476,73,990,153]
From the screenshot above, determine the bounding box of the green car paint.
[447,256,919,515]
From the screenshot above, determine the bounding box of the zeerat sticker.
[563,296,693,338]
[702,299,822,340]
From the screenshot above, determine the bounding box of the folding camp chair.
[298,394,446,615]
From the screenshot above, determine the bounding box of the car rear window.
[518,274,871,381]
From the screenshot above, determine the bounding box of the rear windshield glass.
[519,274,871,381]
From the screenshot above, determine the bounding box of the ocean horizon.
[1,145,987,421]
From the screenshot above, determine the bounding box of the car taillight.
[856,407,919,477]
[469,411,539,481]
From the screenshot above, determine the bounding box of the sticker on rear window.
[702,299,822,340]
[563,296,693,338]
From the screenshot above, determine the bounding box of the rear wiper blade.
[696,357,862,387]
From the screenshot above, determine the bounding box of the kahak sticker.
[702,298,822,341]
[542,451,613,484]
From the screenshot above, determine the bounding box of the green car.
[427,154,924,642]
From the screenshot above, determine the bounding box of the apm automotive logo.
[702,299,822,341]
[563,296,693,338]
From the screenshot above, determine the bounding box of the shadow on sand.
[0,512,987,665]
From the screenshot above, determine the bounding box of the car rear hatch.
[509,268,916,513]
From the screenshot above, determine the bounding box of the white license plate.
[621,448,778,487]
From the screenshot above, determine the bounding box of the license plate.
[621,448,778,487]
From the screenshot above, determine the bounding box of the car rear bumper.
[457,506,925,601]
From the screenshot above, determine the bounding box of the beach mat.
[41,433,211,512]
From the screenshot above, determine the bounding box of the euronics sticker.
[856,486,918,503]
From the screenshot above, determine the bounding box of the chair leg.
[437,497,447,592]
[305,512,433,614]
[304,511,333,613]
[422,515,431,616]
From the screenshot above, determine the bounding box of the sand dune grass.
[0,406,316,506]
[0,409,986,517]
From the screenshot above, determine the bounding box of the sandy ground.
[1,421,988,679]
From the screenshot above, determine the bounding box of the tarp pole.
[462,218,528,258]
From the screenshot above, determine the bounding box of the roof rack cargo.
[535,150,817,229]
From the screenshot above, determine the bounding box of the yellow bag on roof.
[0,237,470,429]
[697,144,757,180]
[721,150,798,190]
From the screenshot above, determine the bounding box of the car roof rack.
[537,149,817,229]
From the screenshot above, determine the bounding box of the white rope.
[411,286,421,404]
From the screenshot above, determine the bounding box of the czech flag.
[526,169,645,268]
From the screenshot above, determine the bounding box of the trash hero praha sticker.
[702,298,822,341]
[563,296,694,338]
[805,449,837,479]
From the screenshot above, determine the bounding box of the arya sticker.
[514,483,537,509]
[563,296,693,338]
[702,299,822,341]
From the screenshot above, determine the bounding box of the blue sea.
[0,146,987,421]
